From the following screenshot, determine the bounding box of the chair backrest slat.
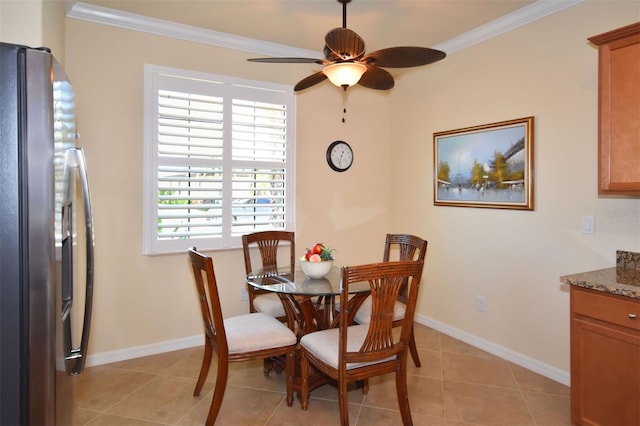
[242,230,295,274]
[242,231,295,314]
[383,234,428,300]
[383,233,428,262]
[339,260,424,364]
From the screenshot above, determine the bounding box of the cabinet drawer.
[572,287,640,331]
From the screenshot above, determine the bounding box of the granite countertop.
[561,267,640,300]
[560,251,640,300]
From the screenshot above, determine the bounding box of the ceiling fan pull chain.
[342,89,348,123]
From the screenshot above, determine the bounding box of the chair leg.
[263,358,272,376]
[285,349,295,407]
[395,367,413,426]
[338,377,349,426]
[408,329,421,368]
[361,378,369,394]
[205,358,229,426]
[300,351,310,410]
[194,340,213,396]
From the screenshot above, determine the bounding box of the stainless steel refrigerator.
[0,42,95,425]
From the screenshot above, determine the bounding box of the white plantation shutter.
[143,65,295,254]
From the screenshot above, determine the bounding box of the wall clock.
[326,140,353,172]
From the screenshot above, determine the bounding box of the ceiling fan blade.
[294,71,328,92]
[247,57,324,64]
[323,45,341,62]
[361,47,446,68]
[358,67,394,90]
[325,28,365,60]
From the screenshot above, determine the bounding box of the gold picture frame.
[434,116,534,210]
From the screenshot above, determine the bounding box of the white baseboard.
[415,313,570,386]
[85,334,203,368]
[86,317,570,387]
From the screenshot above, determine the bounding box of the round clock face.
[326,141,353,172]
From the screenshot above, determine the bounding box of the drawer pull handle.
[630,313,637,319]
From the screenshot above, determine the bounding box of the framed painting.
[434,116,534,210]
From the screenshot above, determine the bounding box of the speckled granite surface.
[560,251,640,300]
[617,250,640,271]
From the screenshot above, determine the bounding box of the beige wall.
[389,0,639,372]
[0,1,43,46]
[0,0,66,62]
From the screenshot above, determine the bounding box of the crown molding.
[68,0,583,57]
[435,0,583,53]
[66,2,321,59]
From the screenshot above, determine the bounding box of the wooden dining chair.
[242,230,295,322]
[188,248,296,425]
[299,260,425,425]
[353,233,428,367]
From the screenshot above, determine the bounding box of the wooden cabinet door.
[571,317,640,425]
[589,22,640,196]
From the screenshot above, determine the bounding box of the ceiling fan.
[247,0,446,92]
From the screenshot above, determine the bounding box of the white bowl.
[300,260,333,279]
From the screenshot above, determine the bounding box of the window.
[143,65,295,255]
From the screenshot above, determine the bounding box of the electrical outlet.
[240,287,248,301]
[476,296,487,312]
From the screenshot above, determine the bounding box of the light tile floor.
[75,324,570,425]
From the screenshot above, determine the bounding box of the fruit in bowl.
[300,243,335,279]
[301,243,335,262]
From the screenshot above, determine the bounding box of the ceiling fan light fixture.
[322,62,367,88]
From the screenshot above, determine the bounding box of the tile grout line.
[438,331,448,422]
[81,367,163,418]
[508,362,539,426]
[263,394,288,426]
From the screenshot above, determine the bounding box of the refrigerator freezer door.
[25,46,58,426]
[0,42,27,426]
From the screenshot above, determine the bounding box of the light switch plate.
[581,215,595,234]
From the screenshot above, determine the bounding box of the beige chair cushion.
[253,293,286,318]
[353,295,406,325]
[300,324,393,370]
[224,312,296,354]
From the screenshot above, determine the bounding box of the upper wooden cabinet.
[589,22,640,196]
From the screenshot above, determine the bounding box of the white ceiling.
[66,0,541,56]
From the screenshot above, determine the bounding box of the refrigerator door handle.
[61,147,95,375]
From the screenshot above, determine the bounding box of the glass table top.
[246,266,370,297]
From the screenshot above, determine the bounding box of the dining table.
[245,264,372,397]
[245,265,371,337]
